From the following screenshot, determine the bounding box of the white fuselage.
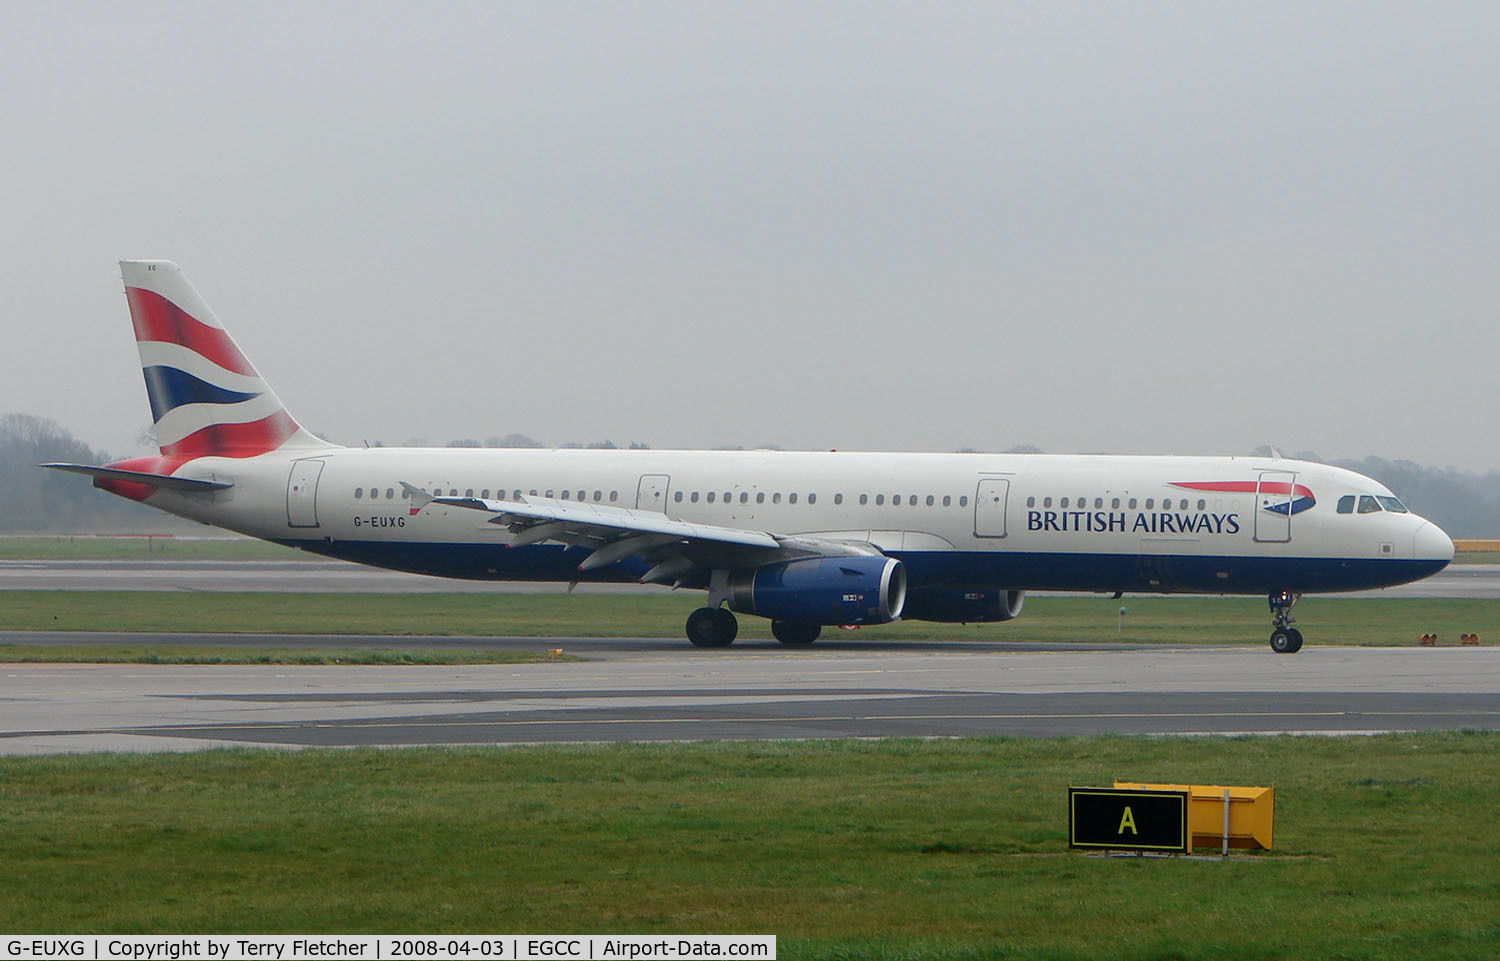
[142,447,1453,596]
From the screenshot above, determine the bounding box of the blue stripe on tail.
[142,365,263,423]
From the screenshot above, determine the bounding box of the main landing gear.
[771,620,821,645]
[1268,590,1304,654]
[684,609,824,647]
[686,607,738,648]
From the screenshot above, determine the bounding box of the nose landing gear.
[1268,590,1303,653]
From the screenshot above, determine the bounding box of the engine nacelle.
[728,556,906,625]
[902,588,1025,623]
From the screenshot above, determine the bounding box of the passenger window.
[808,494,816,505]
[757,492,765,504]
[1337,495,1355,514]
[876,495,885,505]
[834,494,843,505]
[1358,495,1382,514]
[560,490,569,500]
[1197,499,1205,510]
[707,492,716,503]
[943,495,951,507]
[1146,499,1154,510]
[1060,497,1069,509]
[1027,496,1036,508]
[959,496,968,507]
[789,493,798,504]
[691,492,700,503]
[773,493,781,504]
[1043,497,1052,508]
[401,489,410,499]
[926,495,935,506]
[891,493,900,505]
[908,495,917,506]
[355,488,363,498]
[674,491,683,502]
[577,490,585,501]
[1111,498,1120,509]
[723,492,731,503]
[740,492,749,504]
[859,494,868,505]
[466,488,474,497]
[610,491,618,502]
[1094,498,1103,509]
[1129,498,1137,509]
[593,490,602,501]
[449,489,458,497]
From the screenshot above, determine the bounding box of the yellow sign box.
[1115,782,1274,851]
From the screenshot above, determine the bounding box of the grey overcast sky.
[5,2,1498,469]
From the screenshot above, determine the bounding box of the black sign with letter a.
[1069,787,1188,852]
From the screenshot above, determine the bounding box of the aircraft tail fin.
[120,260,335,459]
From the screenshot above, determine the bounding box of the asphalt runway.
[1,558,1495,597]
[4,645,1498,755]
[3,558,1495,756]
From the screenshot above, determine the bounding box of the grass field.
[0,535,302,560]
[2,734,1498,958]
[0,591,1493,649]
[0,645,564,665]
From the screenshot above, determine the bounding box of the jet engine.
[902,587,1025,623]
[728,556,906,625]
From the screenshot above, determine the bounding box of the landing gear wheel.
[1267,590,1304,654]
[771,620,822,645]
[1269,628,1303,654]
[686,607,738,648]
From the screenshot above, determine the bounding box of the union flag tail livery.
[45,260,1454,653]
[122,260,329,460]
[43,261,334,502]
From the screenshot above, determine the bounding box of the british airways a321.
[46,261,1455,653]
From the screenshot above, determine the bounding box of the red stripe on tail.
[125,287,257,376]
[160,410,301,458]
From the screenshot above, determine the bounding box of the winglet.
[400,481,435,510]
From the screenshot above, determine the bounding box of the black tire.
[686,607,737,648]
[771,620,822,645]
[1270,628,1301,654]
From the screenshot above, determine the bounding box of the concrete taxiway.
[4,644,1498,755]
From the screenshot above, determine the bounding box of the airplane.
[45,260,1455,653]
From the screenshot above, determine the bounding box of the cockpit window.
[1377,496,1408,513]
[1337,495,1355,514]
[1358,495,1382,514]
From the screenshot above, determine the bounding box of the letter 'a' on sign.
[1069,787,1188,852]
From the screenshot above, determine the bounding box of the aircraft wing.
[401,482,875,584]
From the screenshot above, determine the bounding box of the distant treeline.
[5,413,1497,536]
[0,413,186,533]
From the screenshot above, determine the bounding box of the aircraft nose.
[1414,522,1455,564]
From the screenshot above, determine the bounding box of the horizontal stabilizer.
[41,463,233,492]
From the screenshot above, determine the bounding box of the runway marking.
[124,706,1500,739]
[132,709,1429,733]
